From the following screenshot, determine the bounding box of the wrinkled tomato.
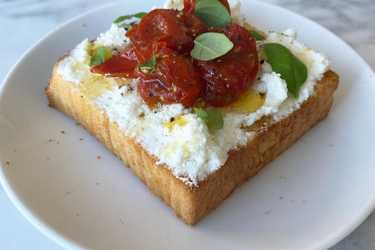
[181,12,207,38]
[91,49,138,78]
[224,23,257,54]
[196,52,259,106]
[183,0,195,15]
[127,9,195,56]
[196,24,259,106]
[138,48,202,107]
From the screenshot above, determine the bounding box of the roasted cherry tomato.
[196,24,259,107]
[183,0,195,15]
[197,53,259,106]
[127,9,195,55]
[91,48,139,78]
[224,23,257,53]
[138,49,202,107]
[181,12,207,38]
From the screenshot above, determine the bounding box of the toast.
[46,64,339,225]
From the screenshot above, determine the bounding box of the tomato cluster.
[92,0,259,107]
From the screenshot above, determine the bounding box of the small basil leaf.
[250,30,265,41]
[195,0,231,28]
[191,32,234,61]
[139,55,157,73]
[113,12,147,24]
[90,46,112,66]
[194,107,224,132]
[263,43,308,97]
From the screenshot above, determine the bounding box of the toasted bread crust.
[46,65,338,225]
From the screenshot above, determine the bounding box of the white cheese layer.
[57,39,91,84]
[96,24,129,50]
[95,81,226,184]
[56,3,330,186]
[163,0,184,10]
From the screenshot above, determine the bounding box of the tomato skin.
[181,12,207,38]
[197,53,258,106]
[138,49,202,107]
[196,24,259,107]
[224,23,257,53]
[91,52,138,78]
[183,0,195,15]
[127,9,194,55]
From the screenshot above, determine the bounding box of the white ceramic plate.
[1,1,375,249]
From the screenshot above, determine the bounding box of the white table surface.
[0,0,374,249]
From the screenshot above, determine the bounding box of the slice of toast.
[46,64,339,225]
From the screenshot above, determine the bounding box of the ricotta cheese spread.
[56,0,330,186]
[96,24,129,50]
[57,39,91,84]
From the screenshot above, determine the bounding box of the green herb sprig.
[263,43,308,97]
[191,32,234,61]
[194,107,224,132]
[194,0,231,28]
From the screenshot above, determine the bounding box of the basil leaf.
[113,12,147,24]
[250,30,265,41]
[90,46,112,66]
[194,107,224,132]
[263,43,308,97]
[195,0,231,28]
[139,55,157,73]
[191,32,234,61]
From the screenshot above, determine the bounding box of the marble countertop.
[0,0,374,249]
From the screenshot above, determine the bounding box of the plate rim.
[0,1,374,250]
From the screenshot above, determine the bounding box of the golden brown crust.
[46,65,339,225]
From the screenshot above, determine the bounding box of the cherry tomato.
[224,23,257,53]
[196,24,259,107]
[91,50,138,78]
[127,9,194,55]
[197,54,258,106]
[183,0,195,15]
[181,12,207,38]
[138,49,202,107]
